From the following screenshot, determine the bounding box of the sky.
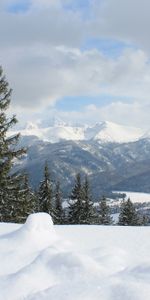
[1,0,150,129]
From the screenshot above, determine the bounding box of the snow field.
[114,191,150,204]
[0,213,150,299]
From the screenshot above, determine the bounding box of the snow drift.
[0,213,150,300]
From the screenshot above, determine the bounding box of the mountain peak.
[10,121,146,144]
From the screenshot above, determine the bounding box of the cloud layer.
[1,0,150,128]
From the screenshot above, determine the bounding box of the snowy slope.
[85,121,143,143]
[114,191,150,203]
[1,213,150,300]
[141,130,150,140]
[9,122,85,143]
[10,121,144,144]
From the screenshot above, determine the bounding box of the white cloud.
[47,102,150,129]
[0,1,83,49]
[1,0,150,129]
[85,102,150,129]
[2,46,150,112]
[90,0,150,54]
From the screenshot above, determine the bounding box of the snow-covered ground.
[114,191,150,204]
[0,213,150,300]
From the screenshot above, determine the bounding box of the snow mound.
[0,213,59,279]
[25,213,54,232]
[3,213,57,251]
[0,218,150,299]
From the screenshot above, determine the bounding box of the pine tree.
[141,214,149,226]
[14,175,36,223]
[0,66,25,222]
[7,173,25,223]
[34,189,40,213]
[38,162,56,221]
[97,196,113,225]
[68,173,84,224]
[81,176,95,224]
[118,198,139,226]
[53,181,64,224]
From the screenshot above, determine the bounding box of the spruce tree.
[118,198,139,226]
[53,181,64,224]
[141,214,149,226]
[97,196,113,225]
[68,173,84,224]
[81,176,95,224]
[38,162,56,221]
[0,66,25,222]
[7,173,25,223]
[34,189,40,213]
[14,175,36,223]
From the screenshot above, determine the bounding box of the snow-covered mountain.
[11,120,150,196]
[13,135,150,196]
[141,130,150,140]
[17,122,85,143]
[84,121,143,143]
[10,121,144,144]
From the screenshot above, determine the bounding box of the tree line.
[0,67,149,225]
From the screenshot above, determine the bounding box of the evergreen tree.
[118,198,139,226]
[38,162,56,221]
[68,173,84,224]
[141,214,149,226]
[53,181,64,224]
[7,173,25,223]
[97,196,113,225]
[0,66,25,222]
[81,176,95,224]
[14,175,36,223]
[34,188,40,213]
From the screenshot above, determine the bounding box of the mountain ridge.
[10,120,150,196]
[10,120,145,144]
[13,136,150,197]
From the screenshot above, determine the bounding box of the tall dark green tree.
[81,176,95,224]
[68,173,84,224]
[7,173,25,223]
[53,181,64,224]
[14,175,36,223]
[0,67,25,222]
[118,198,139,226]
[38,162,56,220]
[97,196,113,225]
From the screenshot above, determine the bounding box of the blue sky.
[63,0,92,16]
[1,0,150,128]
[7,0,31,13]
[82,38,135,58]
[55,95,132,111]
